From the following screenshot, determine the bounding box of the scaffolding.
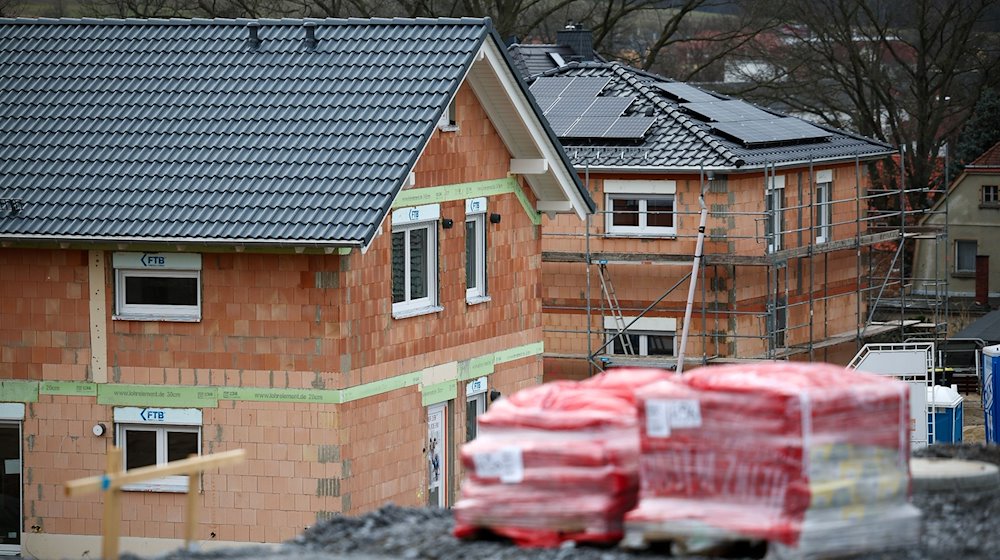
[541,153,949,376]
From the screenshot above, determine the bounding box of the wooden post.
[102,447,123,560]
[185,455,200,550]
[65,448,245,559]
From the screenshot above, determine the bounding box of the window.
[604,316,676,357]
[765,175,785,253]
[609,331,675,356]
[465,198,488,303]
[955,240,977,274]
[438,99,457,130]
[604,179,678,237]
[113,407,201,492]
[815,170,832,244]
[113,252,201,321]
[983,185,999,206]
[392,204,440,317]
[466,392,486,442]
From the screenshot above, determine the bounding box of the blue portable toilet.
[928,385,963,444]
[983,345,1000,443]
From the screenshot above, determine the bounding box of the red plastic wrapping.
[453,368,673,547]
[625,362,919,556]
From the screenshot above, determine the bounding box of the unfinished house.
[0,17,593,557]
[507,44,901,379]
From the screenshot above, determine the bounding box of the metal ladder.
[597,262,634,355]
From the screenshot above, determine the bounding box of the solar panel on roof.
[712,117,831,145]
[681,100,774,123]
[567,76,611,97]
[534,96,559,113]
[545,113,581,136]
[546,97,596,116]
[582,97,633,117]
[529,77,576,97]
[564,116,618,137]
[603,116,655,139]
[654,82,718,103]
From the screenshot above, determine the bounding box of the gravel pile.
[136,444,1000,560]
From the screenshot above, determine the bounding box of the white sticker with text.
[473,447,524,483]
[646,400,672,438]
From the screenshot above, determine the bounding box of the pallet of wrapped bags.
[453,368,671,547]
[624,362,921,559]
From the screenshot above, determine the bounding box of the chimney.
[247,22,261,49]
[556,23,594,61]
[976,255,990,308]
[304,22,317,49]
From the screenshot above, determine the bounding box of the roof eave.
[0,234,364,250]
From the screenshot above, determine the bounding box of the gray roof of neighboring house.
[526,62,895,172]
[954,310,1000,345]
[508,42,605,79]
[0,17,585,247]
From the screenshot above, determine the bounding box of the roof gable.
[0,17,590,247]
[968,141,1000,169]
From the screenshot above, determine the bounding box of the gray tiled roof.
[527,62,894,172]
[0,17,494,246]
[508,43,603,79]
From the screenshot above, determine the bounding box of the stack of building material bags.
[624,362,922,559]
[453,368,671,547]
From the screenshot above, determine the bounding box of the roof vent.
[247,22,261,49]
[0,199,23,217]
[304,23,317,49]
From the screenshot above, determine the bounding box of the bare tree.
[733,0,1000,211]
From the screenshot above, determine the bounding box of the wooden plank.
[102,447,122,560]
[186,466,200,549]
[65,449,246,496]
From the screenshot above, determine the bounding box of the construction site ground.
[133,392,999,560]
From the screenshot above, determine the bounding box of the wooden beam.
[102,448,122,560]
[185,460,201,550]
[65,449,246,496]
[509,158,548,174]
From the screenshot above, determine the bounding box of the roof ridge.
[967,140,1000,168]
[609,63,744,168]
[0,16,491,26]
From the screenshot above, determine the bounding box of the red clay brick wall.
[0,248,90,380]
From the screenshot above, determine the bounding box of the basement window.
[114,407,202,493]
[113,252,201,322]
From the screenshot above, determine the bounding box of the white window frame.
[437,99,458,131]
[955,239,977,274]
[113,252,202,322]
[391,204,440,318]
[603,316,677,357]
[114,407,202,493]
[465,198,489,304]
[604,180,677,237]
[815,170,833,244]
[766,175,785,253]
